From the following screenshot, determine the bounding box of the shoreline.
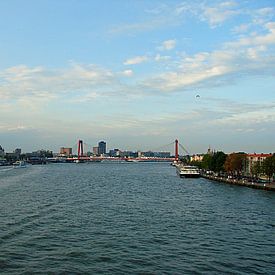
[201,173,275,192]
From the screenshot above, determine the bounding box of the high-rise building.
[98,141,106,155]
[60,147,72,156]
[93,146,99,156]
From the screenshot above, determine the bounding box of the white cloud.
[143,65,231,92]
[210,110,275,131]
[145,4,168,15]
[0,63,117,106]
[232,23,250,34]
[158,39,176,51]
[252,7,275,25]
[108,17,175,36]
[139,20,275,93]
[256,7,274,17]
[226,22,275,48]
[0,124,29,132]
[155,54,170,62]
[71,92,99,103]
[123,56,148,65]
[198,1,240,27]
[121,69,133,77]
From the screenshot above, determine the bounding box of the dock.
[201,173,275,192]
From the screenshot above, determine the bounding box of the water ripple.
[0,163,274,274]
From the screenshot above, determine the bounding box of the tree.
[201,154,212,170]
[190,160,203,169]
[210,151,227,173]
[250,161,262,179]
[262,155,275,182]
[224,152,247,176]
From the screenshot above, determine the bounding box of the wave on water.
[0,163,274,274]
[0,167,14,172]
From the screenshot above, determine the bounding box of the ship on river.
[177,165,200,178]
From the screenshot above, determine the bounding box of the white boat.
[13,160,27,168]
[177,165,200,178]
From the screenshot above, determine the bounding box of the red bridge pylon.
[78,140,84,160]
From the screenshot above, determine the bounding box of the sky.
[0,0,275,154]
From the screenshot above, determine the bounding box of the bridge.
[65,139,188,163]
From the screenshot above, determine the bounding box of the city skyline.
[1,0,275,153]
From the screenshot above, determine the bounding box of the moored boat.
[13,160,27,168]
[177,165,200,178]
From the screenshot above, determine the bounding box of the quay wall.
[201,174,275,192]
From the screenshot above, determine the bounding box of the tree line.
[190,152,275,182]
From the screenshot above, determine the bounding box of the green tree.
[201,154,212,170]
[250,161,262,179]
[262,155,275,182]
[210,151,227,173]
[190,160,203,169]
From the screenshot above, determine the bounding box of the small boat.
[177,165,200,178]
[13,160,27,168]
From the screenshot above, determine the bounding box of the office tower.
[98,141,106,155]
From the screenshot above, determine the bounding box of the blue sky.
[0,0,275,154]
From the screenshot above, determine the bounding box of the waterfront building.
[14,148,21,157]
[98,141,106,155]
[5,152,17,160]
[190,154,204,162]
[245,153,273,175]
[93,146,99,156]
[120,151,138,158]
[153,151,170,158]
[109,149,121,157]
[30,150,53,158]
[142,151,155,157]
[135,151,170,158]
[0,145,5,157]
[60,147,72,156]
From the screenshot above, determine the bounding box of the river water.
[0,163,274,274]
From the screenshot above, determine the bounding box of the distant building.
[60,147,72,156]
[190,154,204,162]
[245,153,273,175]
[135,151,170,158]
[109,149,121,157]
[120,151,138,158]
[0,145,5,157]
[153,152,170,158]
[5,152,17,160]
[30,150,53,158]
[98,141,106,155]
[93,146,99,156]
[14,148,21,157]
[142,151,155,157]
[207,146,214,156]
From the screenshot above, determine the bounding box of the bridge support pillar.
[78,140,83,160]
[175,139,179,162]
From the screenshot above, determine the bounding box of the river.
[0,163,274,274]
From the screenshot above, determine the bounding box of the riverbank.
[201,173,275,192]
